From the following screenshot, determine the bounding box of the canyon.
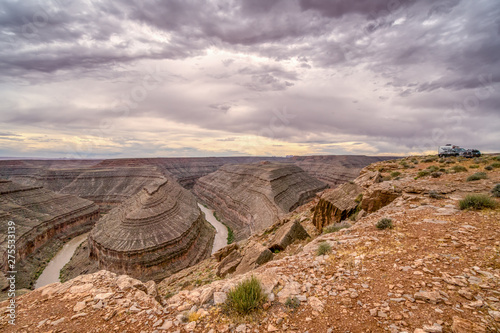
[0,179,98,290]
[193,162,327,240]
[3,154,499,332]
[88,177,214,282]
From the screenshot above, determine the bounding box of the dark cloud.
[0,0,498,157]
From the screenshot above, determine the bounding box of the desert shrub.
[439,168,446,172]
[416,170,430,179]
[451,165,467,173]
[390,171,401,178]
[422,156,437,163]
[285,296,300,309]
[445,160,455,164]
[431,172,442,178]
[400,162,409,168]
[491,163,500,168]
[467,172,488,181]
[426,165,439,172]
[188,311,201,322]
[459,194,497,210]
[226,276,266,315]
[317,241,332,256]
[354,193,363,203]
[412,159,419,164]
[492,184,500,198]
[376,218,393,230]
[439,158,445,163]
[429,190,445,199]
[495,156,500,161]
[381,175,392,182]
[323,224,350,234]
[485,165,493,171]
[469,164,480,169]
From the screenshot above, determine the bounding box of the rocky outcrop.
[0,179,99,288]
[312,182,363,232]
[268,219,309,251]
[193,163,327,240]
[360,181,402,213]
[88,177,215,282]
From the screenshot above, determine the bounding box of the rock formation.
[290,155,394,187]
[0,163,165,212]
[88,177,214,282]
[0,179,98,288]
[193,162,327,240]
[312,182,363,232]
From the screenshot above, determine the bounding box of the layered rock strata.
[88,177,215,282]
[0,164,165,212]
[312,182,363,232]
[290,155,394,187]
[0,179,99,288]
[193,162,327,240]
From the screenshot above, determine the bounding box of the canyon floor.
[2,155,500,333]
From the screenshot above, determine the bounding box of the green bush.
[317,241,332,256]
[485,165,494,171]
[491,163,500,169]
[431,172,442,178]
[226,276,266,315]
[459,194,497,210]
[451,165,468,172]
[284,296,300,309]
[376,218,393,230]
[466,172,487,181]
[416,170,430,179]
[426,165,439,172]
[469,164,480,169]
[390,171,401,178]
[492,184,500,198]
[495,156,500,161]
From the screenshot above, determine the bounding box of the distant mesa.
[88,177,214,282]
[0,179,99,288]
[193,162,327,240]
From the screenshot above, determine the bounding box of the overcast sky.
[0,0,499,158]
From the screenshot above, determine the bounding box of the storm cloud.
[0,0,498,158]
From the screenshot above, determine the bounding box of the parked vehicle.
[438,144,459,157]
[438,144,481,158]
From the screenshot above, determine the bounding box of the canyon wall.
[88,177,215,282]
[0,179,99,288]
[193,162,327,240]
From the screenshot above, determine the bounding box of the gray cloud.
[0,0,498,158]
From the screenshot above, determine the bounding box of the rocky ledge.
[88,177,215,282]
[0,179,99,289]
[193,162,327,240]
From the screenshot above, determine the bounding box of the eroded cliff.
[193,162,327,240]
[0,179,99,289]
[88,177,215,282]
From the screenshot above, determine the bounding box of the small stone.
[153,319,163,327]
[51,317,66,326]
[267,324,278,332]
[489,310,500,322]
[184,321,196,331]
[236,324,246,332]
[422,323,442,333]
[71,313,87,320]
[213,292,227,305]
[73,301,86,312]
[159,320,173,330]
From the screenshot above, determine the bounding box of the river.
[34,233,89,289]
[34,205,226,288]
[198,203,228,254]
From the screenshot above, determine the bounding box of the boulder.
[269,219,310,251]
[360,181,401,213]
[213,243,239,262]
[312,182,362,232]
[354,170,381,188]
[234,242,273,275]
[217,250,243,277]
